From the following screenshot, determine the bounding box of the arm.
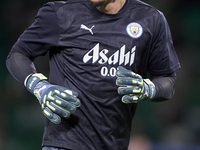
[6,2,59,84]
[152,72,177,102]
[6,49,81,124]
[6,50,36,85]
[6,2,81,124]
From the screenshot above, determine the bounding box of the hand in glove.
[116,66,156,103]
[26,73,81,124]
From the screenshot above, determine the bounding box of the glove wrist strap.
[144,79,156,100]
[26,73,47,93]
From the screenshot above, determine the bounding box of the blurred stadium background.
[0,0,200,149]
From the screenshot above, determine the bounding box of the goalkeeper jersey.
[10,0,180,149]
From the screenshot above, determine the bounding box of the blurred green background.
[0,0,200,150]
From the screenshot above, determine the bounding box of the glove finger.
[60,93,81,107]
[117,66,127,71]
[55,86,78,97]
[116,66,132,77]
[49,89,81,107]
[42,107,61,124]
[118,87,141,95]
[121,95,139,103]
[116,66,141,79]
[64,89,78,97]
[53,97,78,113]
[116,77,143,86]
[46,101,71,118]
[116,70,135,78]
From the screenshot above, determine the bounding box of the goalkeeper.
[6,0,180,150]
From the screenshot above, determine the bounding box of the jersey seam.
[51,2,61,48]
[149,64,181,75]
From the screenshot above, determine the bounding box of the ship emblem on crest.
[126,22,143,38]
[131,27,139,35]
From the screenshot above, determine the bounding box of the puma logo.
[80,24,95,35]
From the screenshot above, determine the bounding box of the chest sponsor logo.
[83,43,136,77]
[83,43,136,66]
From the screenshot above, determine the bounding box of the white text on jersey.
[83,43,136,66]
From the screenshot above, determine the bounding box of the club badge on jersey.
[126,22,143,38]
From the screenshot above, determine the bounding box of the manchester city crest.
[126,22,143,38]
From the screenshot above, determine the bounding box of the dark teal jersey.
[9,0,180,149]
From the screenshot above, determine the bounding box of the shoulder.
[129,0,164,19]
[44,0,88,10]
[128,0,168,32]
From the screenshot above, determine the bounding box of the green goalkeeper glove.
[116,66,156,103]
[26,73,81,124]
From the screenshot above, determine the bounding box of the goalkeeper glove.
[116,66,156,103]
[25,73,81,124]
